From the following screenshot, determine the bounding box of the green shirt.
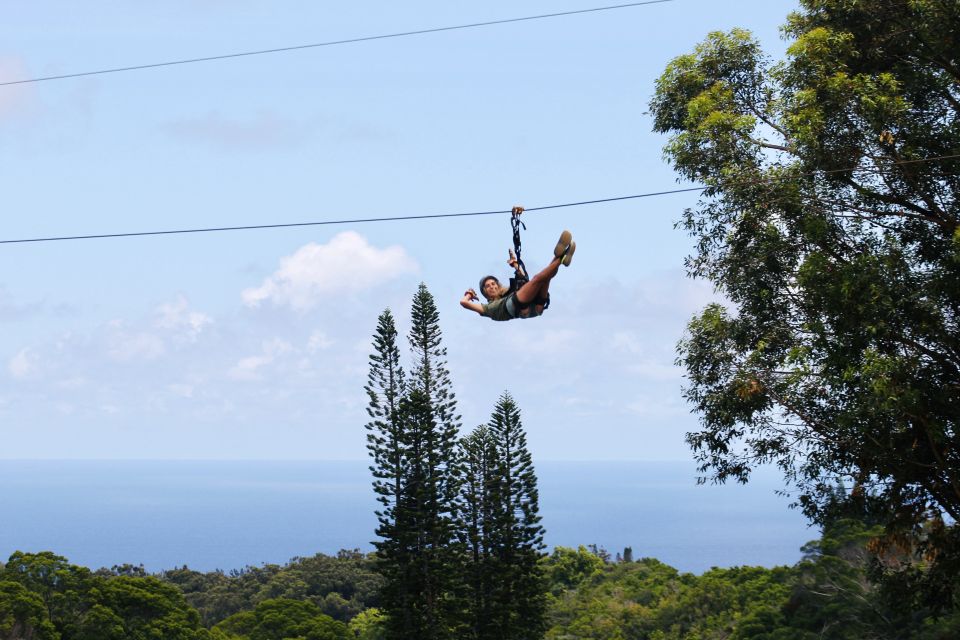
[481,296,514,322]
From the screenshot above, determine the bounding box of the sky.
[0,0,801,460]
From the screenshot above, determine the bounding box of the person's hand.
[464,288,478,301]
[507,249,519,268]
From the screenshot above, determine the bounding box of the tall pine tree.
[405,283,463,639]
[457,425,498,640]
[364,309,415,636]
[365,309,406,540]
[365,286,463,640]
[459,393,547,640]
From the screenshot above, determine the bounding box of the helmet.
[478,275,499,300]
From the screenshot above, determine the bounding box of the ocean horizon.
[0,459,814,575]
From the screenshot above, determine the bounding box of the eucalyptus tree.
[650,0,960,610]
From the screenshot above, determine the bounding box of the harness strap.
[510,206,528,292]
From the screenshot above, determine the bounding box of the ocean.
[0,460,814,574]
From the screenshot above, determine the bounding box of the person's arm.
[508,249,527,279]
[460,288,484,315]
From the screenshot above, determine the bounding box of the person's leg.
[515,256,561,305]
[515,230,572,306]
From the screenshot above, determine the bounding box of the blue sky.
[0,0,800,460]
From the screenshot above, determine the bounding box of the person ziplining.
[460,206,575,321]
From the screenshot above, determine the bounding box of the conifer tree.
[364,310,416,636]
[365,287,463,640]
[487,392,547,640]
[408,283,460,463]
[365,309,406,541]
[405,283,463,639]
[459,394,547,640]
[457,426,498,640]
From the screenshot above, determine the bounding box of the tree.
[348,608,386,640]
[485,393,547,640]
[160,553,382,628]
[83,576,208,640]
[789,517,894,639]
[649,0,960,610]
[385,389,457,640]
[214,598,348,640]
[365,285,463,639]
[2,551,95,635]
[0,581,58,640]
[365,308,407,557]
[1,552,212,640]
[364,309,415,637]
[458,395,547,640]
[457,425,498,640]
[406,285,462,559]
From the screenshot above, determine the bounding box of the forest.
[2,522,959,640]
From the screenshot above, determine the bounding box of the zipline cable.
[0,1,674,87]
[2,153,958,245]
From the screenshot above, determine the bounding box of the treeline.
[3,519,959,640]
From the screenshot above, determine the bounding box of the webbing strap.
[511,207,528,282]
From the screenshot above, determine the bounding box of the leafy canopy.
[650,0,960,611]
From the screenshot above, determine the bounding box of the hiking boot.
[562,241,576,267]
[553,230,573,259]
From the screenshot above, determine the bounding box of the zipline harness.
[509,206,529,293]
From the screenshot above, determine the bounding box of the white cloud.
[9,348,38,379]
[242,232,418,311]
[156,295,212,340]
[228,355,271,381]
[228,338,293,381]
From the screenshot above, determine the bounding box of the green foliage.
[0,551,211,640]
[0,580,58,640]
[160,551,382,627]
[5,536,960,639]
[347,608,386,640]
[650,0,960,613]
[545,546,607,594]
[213,598,348,640]
[542,540,960,639]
